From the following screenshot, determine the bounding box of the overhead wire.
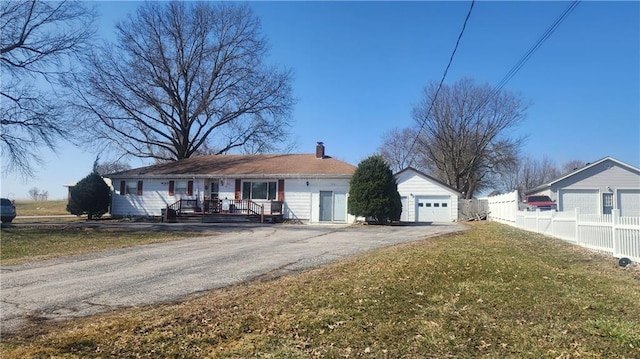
[404,0,475,165]
[404,0,581,167]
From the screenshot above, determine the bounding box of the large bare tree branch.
[0,0,95,178]
[411,78,527,198]
[69,1,294,162]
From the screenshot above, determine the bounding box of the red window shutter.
[120,181,126,196]
[277,179,285,201]
[137,181,143,196]
[235,179,241,200]
[187,180,194,196]
[168,181,175,196]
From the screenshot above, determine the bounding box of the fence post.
[536,208,541,233]
[612,209,619,257]
[575,208,580,244]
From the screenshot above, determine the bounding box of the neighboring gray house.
[526,156,640,216]
[395,167,462,222]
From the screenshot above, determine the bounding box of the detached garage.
[395,167,461,222]
[526,156,640,216]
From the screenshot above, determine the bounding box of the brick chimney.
[315,142,325,159]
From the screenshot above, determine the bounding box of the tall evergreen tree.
[66,161,110,219]
[348,155,402,224]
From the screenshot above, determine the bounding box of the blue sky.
[2,1,639,200]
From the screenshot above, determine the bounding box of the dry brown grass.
[12,200,69,216]
[0,226,218,266]
[1,222,639,358]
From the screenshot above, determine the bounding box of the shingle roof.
[106,154,356,179]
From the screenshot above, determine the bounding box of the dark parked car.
[1,198,17,223]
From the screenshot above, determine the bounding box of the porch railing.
[165,199,284,222]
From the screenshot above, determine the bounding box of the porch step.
[201,214,261,223]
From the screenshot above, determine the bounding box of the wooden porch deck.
[162,199,284,224]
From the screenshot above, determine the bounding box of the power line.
[404,0,581,167]
[492,0,581,95]
[404,0,475,164]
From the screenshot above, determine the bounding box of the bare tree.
[499,155,560,194]
[69,1,294,162]
[412,78,526,198]
[560,159,587,175]
[94,160,131,176]
[378,127,424,173]
[0,0,95,177]
[28,187,48,201]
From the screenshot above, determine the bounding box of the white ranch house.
[106,143,356,224]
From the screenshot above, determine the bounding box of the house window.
[434,203,440,207]
[175,181,188,195]
[242,181,277,200]
[126,181,138,195]
[442,203,448,208]
[603,192,613,215]
[169,180,193,196]
[121,180,142,196]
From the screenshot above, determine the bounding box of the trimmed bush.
[348,155,402,223]
[66,171,110,220]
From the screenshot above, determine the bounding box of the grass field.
[1,222,638,358]
[12,200,69,216]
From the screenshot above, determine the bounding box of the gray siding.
[550,160,639,193]
[546,159,640,215]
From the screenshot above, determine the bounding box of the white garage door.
[559,189,599,214]
[416,196,451,222]
[618,189,640,217]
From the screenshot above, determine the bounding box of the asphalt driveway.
[1,222,466,333]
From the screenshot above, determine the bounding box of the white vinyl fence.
[485,191,640,263]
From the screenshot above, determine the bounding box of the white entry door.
[416,196,451,222]
[319,191,347,222]
[400,196,408,221]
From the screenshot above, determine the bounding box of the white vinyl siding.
[111,179,201,217]
[400,197,409,221]
[618,189,640,217]
[109,176,354,223]
[559,189,599,214]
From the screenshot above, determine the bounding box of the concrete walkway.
[1,223,466,333]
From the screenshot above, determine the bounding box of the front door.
[319,191,333,222]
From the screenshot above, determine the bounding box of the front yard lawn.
[0,226,216,266]
[1,222,639,358]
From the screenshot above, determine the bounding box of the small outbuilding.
[395,167,461,222]
[525,156,640,216]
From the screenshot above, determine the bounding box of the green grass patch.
[1,222,639,358]
[13,200,69,216]
[0,226,216,265]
